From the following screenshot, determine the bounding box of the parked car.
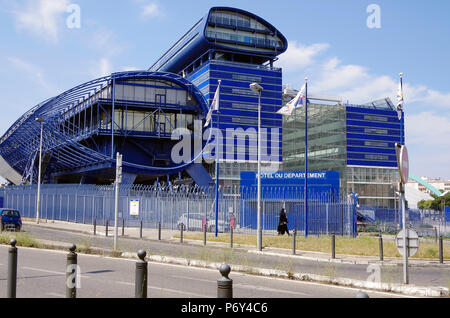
[0,209,22,232]
[176,213,230,233]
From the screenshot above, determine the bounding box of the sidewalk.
[17,219,450,297]
[22,219,449,268]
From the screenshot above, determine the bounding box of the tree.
[429,192,450,210]
[418,199,433,210]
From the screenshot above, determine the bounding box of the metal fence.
[357,206,450,237]
[0,184,358,237]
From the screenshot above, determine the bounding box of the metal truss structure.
[0,71,210,185]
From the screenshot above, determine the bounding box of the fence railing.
[1,184,358,237]
[358,206,450,237]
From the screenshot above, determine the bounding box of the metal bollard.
[379,233,384,262]
[331,233,336,259]
[439,236,444,264]
[203,224,207,246]
[180,223,184,243]
[106,219,109,237]
[93,218,96,236]
[158,222,161,241]
[135,250,148,298]
[122,219,125,236]
[230,227,233,249]
[66,244,78,298]
[292,229,297,255]
[140,220,143,239]
[7,239,18,298]
[258,228,263,251]
[355,290,370,298]
[217,264,233,298]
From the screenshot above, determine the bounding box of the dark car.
[0,209,22,232]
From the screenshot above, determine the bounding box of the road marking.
[0,242,422,298]
[22,267,65,275]
[148,286,211,298]
[21,267,91,279]
[169,275,214,284]
[234,283,309,296]
[116,281,134,286]
[117,279,212,297]
[171,275,309,296]
[46,292,65,298]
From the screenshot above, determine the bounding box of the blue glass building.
[282,92,404,208]
[149,7,288,189]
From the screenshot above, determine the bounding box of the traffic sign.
[396,229,419,257]
[116,153,123,184]
[395,144,409,184]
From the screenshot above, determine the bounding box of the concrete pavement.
[5,219,450,297]
[0,244,411,298]
[22,218,449,267]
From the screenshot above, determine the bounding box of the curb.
[247,250,450,268]
[4,239,448,298]
[120,252,449,298]
[23,221,450,268]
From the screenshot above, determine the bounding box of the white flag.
[204,82,220,127]
[277,83,306,116]
[396,81,404,120]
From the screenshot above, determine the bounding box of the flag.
[396,80,404,120]
[204,81,220,127]
[277,83,306,116]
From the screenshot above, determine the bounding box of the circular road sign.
[399,145,409,184]
[396,228,419,257]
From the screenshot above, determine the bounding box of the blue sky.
[0,0,449,179]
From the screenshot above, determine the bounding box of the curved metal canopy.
[0,71,210,184]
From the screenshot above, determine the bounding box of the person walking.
[278,208,290,236]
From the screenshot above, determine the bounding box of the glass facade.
[283,103,347,175]
[206,9,284,52]
[282,98,403,208]
[62,78,198,138]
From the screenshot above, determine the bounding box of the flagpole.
[214,80,221,238]
[399,72,409,284]
[399,73,404,230]
[304,77,309,239]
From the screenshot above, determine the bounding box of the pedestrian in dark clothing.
[277,208,290,236]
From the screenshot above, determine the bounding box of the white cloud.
[277,41,329,71]
[88,28,125,57]
[406,112,450,146]
[141,3,162,18]
[315,57,371,94]
[277,40,450,178]
[406,112,450,179]
[13,0,70,42]
[90,58,112,78]
[279,43,450,108]
[406,86,450,109]
[7,56,54,92]
[122,66,140,72]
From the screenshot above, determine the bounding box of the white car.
[177,213,230,233]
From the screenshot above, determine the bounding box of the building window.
[364,128,388,135]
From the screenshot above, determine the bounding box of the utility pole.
[250,83,263,251]
[35,117,44,224]
[114,152,123,250]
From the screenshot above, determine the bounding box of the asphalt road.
[0,245,409,298]
[21,224,450,289]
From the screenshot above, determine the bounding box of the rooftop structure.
[149,7,288,189]
[0,71,212,186]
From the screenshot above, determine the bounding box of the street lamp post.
[35,117,45,224]
[250,83,263,251]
